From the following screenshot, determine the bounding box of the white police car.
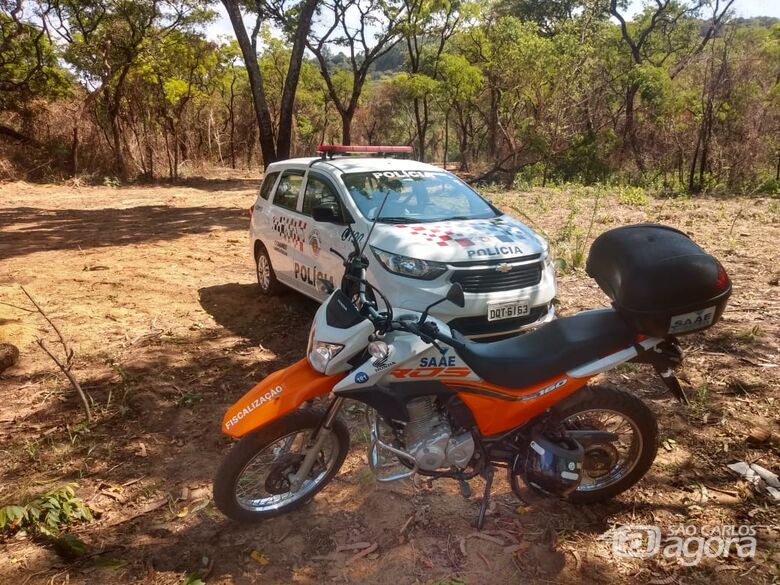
[249,146,556,338]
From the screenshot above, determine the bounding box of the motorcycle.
[213,203,731,528]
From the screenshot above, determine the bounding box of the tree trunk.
[229,78,237,169]
[688,129,702,194]
[276,0,318,159]
[623,82,643,173]
[246,121,256,169]
[341,109,354,145]
[105,89,127,181]
[698,104,712,190]
[414,98,428,162]
[222,0,277,167]
[147,142,154,179]
[109,111,127,180]
[71,125,79,176]
[776,150,780,181]
[173,127,180,180]
[443,110,449,169]
[458,112,469,172]
[487,85,499,158]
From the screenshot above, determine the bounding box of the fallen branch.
[104,498,168,528]
[344,542,377,565]
[20,286,91,422]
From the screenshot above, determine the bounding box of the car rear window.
[273,171,304,211]
[258,172,279,200]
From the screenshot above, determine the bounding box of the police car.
[249,145,556,338]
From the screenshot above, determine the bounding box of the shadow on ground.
[198,283,319,346]
[0,205,246,260]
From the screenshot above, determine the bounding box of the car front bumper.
[367,256,558,340]
[449,302,556,339]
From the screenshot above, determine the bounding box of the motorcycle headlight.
[308,339,344,373]
[370,246,447,280]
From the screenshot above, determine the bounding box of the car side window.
[302,175,340,217]
[258,172,279,200]
[272,171,304,211]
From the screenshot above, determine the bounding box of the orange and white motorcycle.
[214,214,731,528]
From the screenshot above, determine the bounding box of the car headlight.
[370,246,447,280]
[308,339,344,373]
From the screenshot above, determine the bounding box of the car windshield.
[341,171,498,223]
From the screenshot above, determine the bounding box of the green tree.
[302,0,406,144]
[0,2,70,142]
[221,0,318,166]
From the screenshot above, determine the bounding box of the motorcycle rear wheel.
[510,385,658,504]
[213,408,350,522]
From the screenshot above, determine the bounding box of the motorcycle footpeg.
[458,479,472,499]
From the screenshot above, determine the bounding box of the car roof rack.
[316,145,414,160]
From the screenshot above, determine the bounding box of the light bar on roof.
[316,145,414,154]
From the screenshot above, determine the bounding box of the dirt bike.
[213,208,731,528]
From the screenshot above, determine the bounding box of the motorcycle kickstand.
[476,465,495,531]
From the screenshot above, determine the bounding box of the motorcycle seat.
[452,309,636,389]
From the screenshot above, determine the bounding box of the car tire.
[255,243,281,296]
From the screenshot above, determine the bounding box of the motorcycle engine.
[404,397,474,471]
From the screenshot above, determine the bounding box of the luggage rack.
[316,145,414,160]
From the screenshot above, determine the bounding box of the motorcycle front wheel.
[510,385,659,504]
[213,408,350,522]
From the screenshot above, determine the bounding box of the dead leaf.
[250,550,270,566]
[190,499,210,514]
[747,428,771,445]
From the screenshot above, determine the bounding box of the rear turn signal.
[715,262,730,290]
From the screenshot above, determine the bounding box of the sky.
[205,0,780,42]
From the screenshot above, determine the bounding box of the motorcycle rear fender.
[221,358,344,438]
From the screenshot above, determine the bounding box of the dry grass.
[0,180,778,584]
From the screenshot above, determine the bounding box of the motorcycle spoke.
[233,429,339,513]
[562,408,642,492]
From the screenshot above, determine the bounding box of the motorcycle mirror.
[312,204,349,225]
[446,283,465,308]
[418,283,465,325]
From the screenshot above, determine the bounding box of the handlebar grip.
[433,330,465,350]
[417,321,465,350]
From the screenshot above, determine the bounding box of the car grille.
[451,262,543,293]
[449,305,549,339]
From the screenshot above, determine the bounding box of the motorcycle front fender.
[221,358,344,438]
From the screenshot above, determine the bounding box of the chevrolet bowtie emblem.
[496,263,512,273]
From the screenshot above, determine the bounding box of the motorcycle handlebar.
[397,319,465,350]
[329,248,346,262]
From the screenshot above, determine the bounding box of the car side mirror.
[446,283,465,308]
[312,204,347,225]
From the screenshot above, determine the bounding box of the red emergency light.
[316,144,414,157]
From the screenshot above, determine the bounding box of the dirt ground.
[0,175,778,585]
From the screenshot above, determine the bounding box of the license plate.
[668,305,716,334]
[487,301,530,321]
